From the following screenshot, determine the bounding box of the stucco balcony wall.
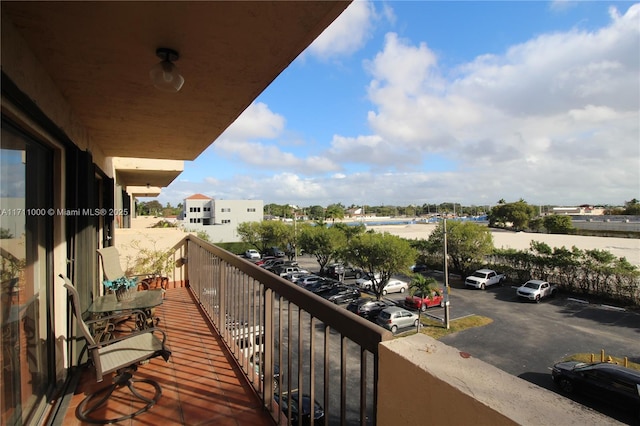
[377,333,620,425]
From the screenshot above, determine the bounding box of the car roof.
[582,363,640,380]
[381,306,407,313]
[525,279,548,285]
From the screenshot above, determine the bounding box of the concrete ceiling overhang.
[1,1,350,162]
[112,158,183,189]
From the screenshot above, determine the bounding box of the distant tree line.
[264,198,638,222]
[134,198,638,221]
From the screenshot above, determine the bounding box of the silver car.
[376,306,419,334]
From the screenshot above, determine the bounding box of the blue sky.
[153,0,639,208]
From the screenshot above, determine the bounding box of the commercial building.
[182,193,263,242]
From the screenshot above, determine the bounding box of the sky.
[150,0,640,209]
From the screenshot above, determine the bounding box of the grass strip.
[396,314,493,339]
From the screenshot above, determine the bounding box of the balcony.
[56,234,615,425]
[59,286,274,425]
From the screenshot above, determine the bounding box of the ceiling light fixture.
[149,48,184,92]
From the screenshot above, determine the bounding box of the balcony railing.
[169,235,392,425]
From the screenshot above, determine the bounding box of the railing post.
[264,287,273,408]
[218,258,226,328]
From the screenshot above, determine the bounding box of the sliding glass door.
[0,121,53,426]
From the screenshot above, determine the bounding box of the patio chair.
[60,274,171,423]
[97,246,167,292]
[97,246,162,327]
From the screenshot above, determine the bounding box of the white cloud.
[308,0,376,59]
[219,102,285,141]
[359,4,639,205]
[162,4,639,208]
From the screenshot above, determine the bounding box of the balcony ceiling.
[2,1,350,161]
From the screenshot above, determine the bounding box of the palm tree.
[409,273,440,331]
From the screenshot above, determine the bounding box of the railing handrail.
[180,234,392,353]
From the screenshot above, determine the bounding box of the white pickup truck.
[464,269,505,290]
[516,280,557,302]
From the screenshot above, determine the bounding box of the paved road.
[293,257,640,424]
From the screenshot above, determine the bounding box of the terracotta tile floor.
[60,287,275,426]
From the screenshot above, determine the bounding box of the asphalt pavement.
[290,256,640,424]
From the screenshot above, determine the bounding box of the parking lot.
[291,256,640,424]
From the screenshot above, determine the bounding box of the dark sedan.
[346,297,394,321]
[319,285,361,304]
[323,263,364,280]
[306,279,339,294]
[551,361,640,416]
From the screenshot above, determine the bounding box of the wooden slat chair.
[61,275,171,423]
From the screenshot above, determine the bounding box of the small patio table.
[88,289,164,331]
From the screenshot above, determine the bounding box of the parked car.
[347,298,394,321]
[272,265,308,277]
[254,256,276,267]
[244,249,261,259]
[264,246,285,258]
[249,353,280,392]
[381,279,409,295]
[355,273,381,290]
[551,361,640,416]
[404,289,444,311]
[319,285,361,304]
[274,391,325,426]
[297,275,323,288]
[231,325,264,362]
[410,264,429,274]
[516,279,557,302]
[323,263,363,280]
[283,272,314,283]
[306,278,340,294]
[376,306,419,334]
[464,268,505,290]
[264,259,297,272]
[260,258,281,269]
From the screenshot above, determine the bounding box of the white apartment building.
[182,194,263,242]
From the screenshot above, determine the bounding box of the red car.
[404,290,444,311]
[253,256,276,266]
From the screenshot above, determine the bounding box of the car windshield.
[472,272,487,278]
[524,282,541,289]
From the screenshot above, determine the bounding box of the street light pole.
[443,218,450,329]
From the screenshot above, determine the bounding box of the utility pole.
[443,218,450,329]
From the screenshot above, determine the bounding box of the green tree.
[141,200,163,216]
[308,205,325,220]
[325,204,345,222]
[408,273,440,330]
[543,215,574,234]
[528,217,543,233]
[237,220,289,254]
[426,221,494,276]
[488,199,537,230]
[343,232,416,300]
[330,222,366,241]
[623,198,640,215]
[298,224,346,272]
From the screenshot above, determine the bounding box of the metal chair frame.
[61,274,171,424]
